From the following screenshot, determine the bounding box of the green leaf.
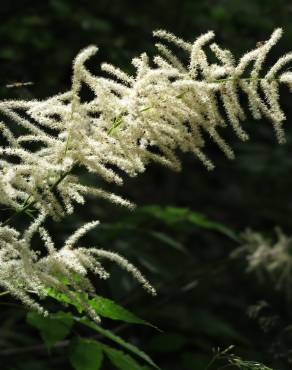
[103,345,144,370]
[76,317,160,369]
[69,337,103,370]
[140,206,239,241]
[47,289,158,330]
[89,296,156,329]
[141,206,189,224]
[45,287,84,313]
[26,311,73,349]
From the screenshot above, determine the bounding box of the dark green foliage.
[26,311,73,349]
[78,317,159,369]
[102,346,146,370]
[69,338,103,370]
[25,295,159,369]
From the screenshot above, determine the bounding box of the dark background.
[1,0,292,369]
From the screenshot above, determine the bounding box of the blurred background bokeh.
[1,1,292,369]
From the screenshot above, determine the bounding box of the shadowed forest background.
[1,0,292,369]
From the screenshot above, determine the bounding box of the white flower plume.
[0,220,156,321]
[1,28,292,314]
[1,28,292,220]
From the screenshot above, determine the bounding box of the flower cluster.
[1,28,292,313]
[1,28,292,220]
[0,216,155,320]
[232,228,292,296]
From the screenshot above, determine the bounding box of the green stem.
[108,115,123,135]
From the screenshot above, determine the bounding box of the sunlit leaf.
[46,288,157,329]
[89,296,157,329]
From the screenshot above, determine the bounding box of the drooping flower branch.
[1,28,292,314]
[0,218,156,320]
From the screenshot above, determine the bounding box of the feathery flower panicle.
[0,220,156,321]
[1,28,292,220]
[1,28,292,315]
